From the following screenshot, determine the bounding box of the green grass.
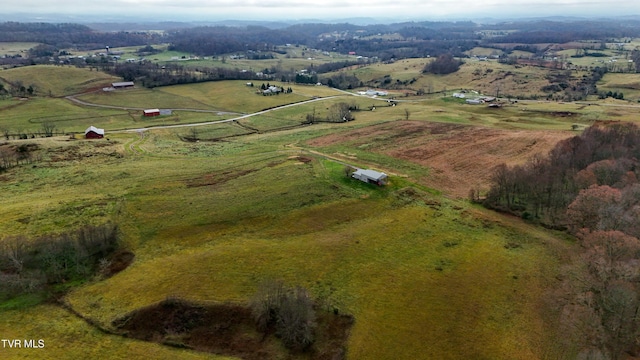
[75,87,216,110]
[158,81,328,113]
[0,69,592,359]
[0,65,119,97]
[0,304,231,360]
[598,73,640,102]
[0,127,570,359]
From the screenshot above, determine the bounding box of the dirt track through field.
[308,121,574,198]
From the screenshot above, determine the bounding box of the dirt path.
[125,130,147,154]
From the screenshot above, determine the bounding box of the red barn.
[85,126,105,139]
[143,109,160,117]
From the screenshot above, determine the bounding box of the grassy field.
[1,61,630,359]
[0,65,119,97]
[0,304,231,359]
[597,73,640,101]
[0,120,572,359]
[0,42,40,58]
[75,81,347,114]
[340,57,557,100]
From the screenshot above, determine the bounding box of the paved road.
[116,95,341,133]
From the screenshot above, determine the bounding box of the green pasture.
[0,98,126,133]
[0,304,229,360]
[165,122,252,142]
[0,65,119,97]
[0,102,571,360]
[149,45,349,73]
[0,67,628,359]
[29,136,564,359]
[0,97,231,134]
[598,73,640,101]
[75,87,215,111]
[157,80,343,113]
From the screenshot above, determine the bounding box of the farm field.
[597,72,640,101]
[345,57,561,100]
[3,58,640,360]
[0,65,119,97]
[0,42,41,58]
[0,129,570,359]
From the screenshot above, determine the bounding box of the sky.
[4,0,640,22]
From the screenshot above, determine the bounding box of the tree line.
[482,122,640,359]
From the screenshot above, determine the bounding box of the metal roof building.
[352,169,388,186]
[112,81,134,88]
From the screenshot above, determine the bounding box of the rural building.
[112,81,134,89]
[352,169,388,186]
[358,89,389,96]
[84,126,105,139]
[143,109,161,117]
[262,86,282,95]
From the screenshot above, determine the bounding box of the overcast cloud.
[5,0,639,21]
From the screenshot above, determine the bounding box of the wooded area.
[483,122,640,359]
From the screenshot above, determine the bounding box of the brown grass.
[308,121,573,197]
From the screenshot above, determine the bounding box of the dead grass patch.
[112,298,353,360]
[309,121,573,197]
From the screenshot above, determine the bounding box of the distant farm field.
[0,65,119,97]
[598,73,640,101]
[342,57,557,99]
[0,42,40,57]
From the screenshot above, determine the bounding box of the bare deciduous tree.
[250,279,316,350]
[41,122,56,137]
[327,102,353,122]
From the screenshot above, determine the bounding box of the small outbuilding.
[84,126,105,139]
[143,109,160,117]
[352,169,388,186]
[112,81,134,89]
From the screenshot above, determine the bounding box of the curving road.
[66,92,344,133]
[116,95,341,133]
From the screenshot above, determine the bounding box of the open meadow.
[3,61,640,359]
[0,65,120,97]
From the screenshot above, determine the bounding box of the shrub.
[250,279,316,350]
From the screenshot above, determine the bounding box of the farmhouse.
[112,81,134,89]
[143,109,160,117]
[352,169,388,186]
[84,126,105,139]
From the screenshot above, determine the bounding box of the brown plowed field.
[308,121,574,198]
